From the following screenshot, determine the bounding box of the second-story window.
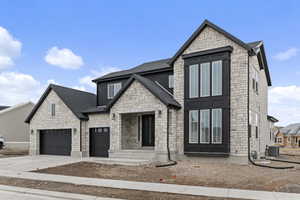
[200,62,210,97]
[168,75,174,89]
[107,82,122,99]
[189,64,199,98]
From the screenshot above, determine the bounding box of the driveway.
[0,155,82,172]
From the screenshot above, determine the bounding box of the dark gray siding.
[97,70,173,106]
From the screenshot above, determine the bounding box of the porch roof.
[107,74,181,110]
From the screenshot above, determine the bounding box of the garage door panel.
[40,129,71,156]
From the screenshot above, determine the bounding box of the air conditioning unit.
[267,146,280,157]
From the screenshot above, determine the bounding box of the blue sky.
[0,0,299,125]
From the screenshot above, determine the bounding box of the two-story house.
[25,20,271,164]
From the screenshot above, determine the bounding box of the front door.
[89,127,110,157]
[142,114,155,146]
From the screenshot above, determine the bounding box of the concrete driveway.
[0,155,82,172]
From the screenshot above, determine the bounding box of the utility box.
[267,146,280,157]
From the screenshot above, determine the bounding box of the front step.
[109,149,156,161]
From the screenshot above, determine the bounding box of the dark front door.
[40,129,71,156]
[142,115,155,146]
[90,127,110,157]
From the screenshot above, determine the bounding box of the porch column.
[109,113,122,153]
[29,129,39,156]
[154,108,169,162]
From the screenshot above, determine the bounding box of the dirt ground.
[0,176,242,200]
[35,159,300,193]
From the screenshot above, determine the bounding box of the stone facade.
[249,55,269,156]
[29,90,81,157]
[109,80,176,161]
[28,23,270,164]
[174,26,250,161]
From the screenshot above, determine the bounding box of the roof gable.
[107,74,181,110]
[25,84,97,123]
[168,19,253,65]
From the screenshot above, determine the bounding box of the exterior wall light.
[158,110,162,117]
[30,129,34,135]
[73,128,77,135]
[112,113,116,120]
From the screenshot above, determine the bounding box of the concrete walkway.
[0,156,149,171]
[0,170,299,200]
[0,184,122,200]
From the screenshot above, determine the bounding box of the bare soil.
[34,160,300,193]
[0,176,242,200]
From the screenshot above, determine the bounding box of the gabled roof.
[25,84,97,123]
[0,106,9,111]
[168,19,254,65]
[106,74,181,110]
[0,102,33,115]
[93,58,171,82]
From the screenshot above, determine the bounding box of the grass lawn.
[34,159,300,193]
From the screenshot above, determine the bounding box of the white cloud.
[273,48,299,61]
[79,67,121,88]
[0,72,41,105]
[45,46,84,69]
[269,85,300,126]
[72,85,86,91]
[0,26,22,70]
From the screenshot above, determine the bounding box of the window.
[51,104,55,116]
[107,83,122,99]
[212,60,222,96]
[189,110,199,143]
[189,64,199,98]
[212,109,222,144]
[200,63,210,97]
[200,109,210,143]
[252,68,259,94]
[168,75,174,88]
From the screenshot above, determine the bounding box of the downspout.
[156,106,177,167]
[80,120,82,152]
[247,52,293,169]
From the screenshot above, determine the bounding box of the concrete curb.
[0,184,123,200]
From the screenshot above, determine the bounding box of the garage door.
[40,129,71,156]
[90,127,110,157]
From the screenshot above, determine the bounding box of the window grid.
[189,64,199,98]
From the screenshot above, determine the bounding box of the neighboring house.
[25,20,272,164]
[0,106,10,111]
[267,115,279,145]
[0,102,34,151]
[276,124,300,148]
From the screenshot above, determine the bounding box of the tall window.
[189,108,223,144]
[212,109,222,143]
[189,110,199,143]
[212,60,222,96]
[107,83,122,99]
[252,68,259,94]
[200,109,210,143]
[200,63,210,97]
[189,64,199,98]
[168,75,174,88]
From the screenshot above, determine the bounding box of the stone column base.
[71,151,83,158]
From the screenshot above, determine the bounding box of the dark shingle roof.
[0,106,9,111]
[93,58,171,82]
[25,84,97,123]
[106,74,181,110]
[93,20,271,86]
